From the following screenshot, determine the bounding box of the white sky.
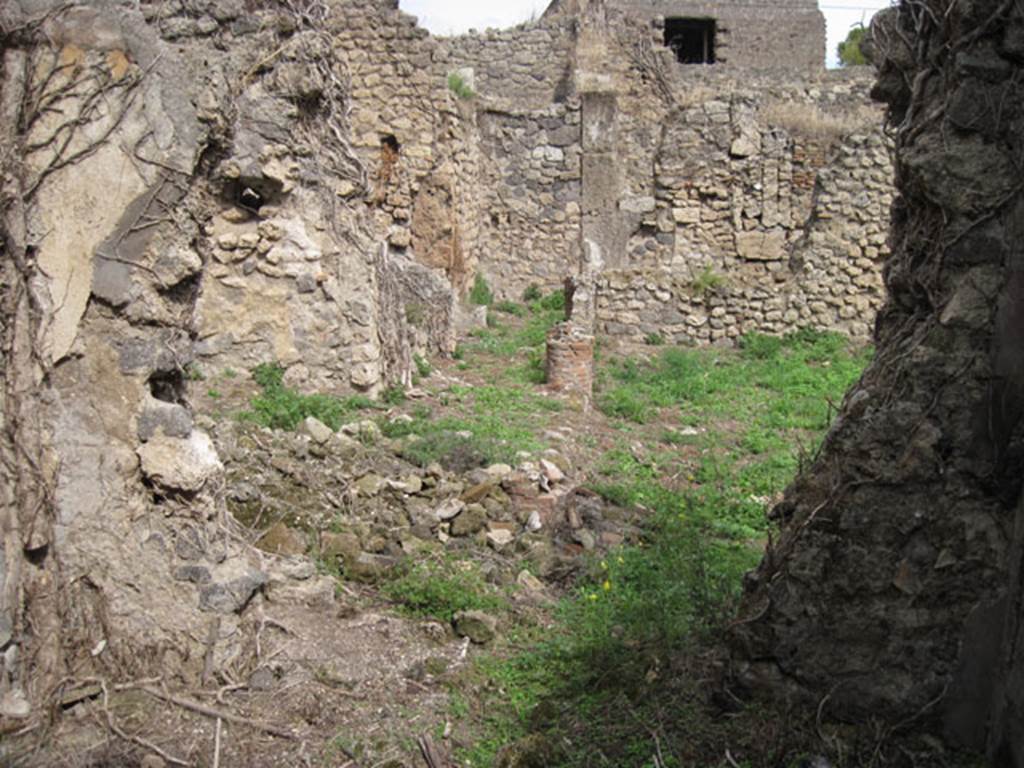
[399,0,894,68]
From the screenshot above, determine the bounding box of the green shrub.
[690,265,726,296]
[534,289,566,312]
[494,300,526,317]
[643,332,665,346]
[447,71,476,100]
[469,273,494,307]
[838,25,867,67]
[252,362,285,390]
[522,284,543,302]
[414,354,432,379]
[383,557,503,622]
[382,384,407,405]
[239,362,373,431]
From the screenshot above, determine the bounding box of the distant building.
[544,0,827,71]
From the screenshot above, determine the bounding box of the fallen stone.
[573,529,596,551]
[0,689,29,719]
[453,610,498,645]
[526,511,543,531]
[435,498,465,521]
[299,416,333,444]
[346,552,398,583]
[538,459,565,483]
[267,575,335,607]
[173,565,212,584]
[342,419,382,443]
[278,559,316,580]
[331,432,362,457]
[451,504,487,536]
[354,473,386,497]
[486,463,513,478]
[461,480,497,504]
[321,531,361,561]
[516,570,545,593]
[600,531,625,548]
[257,522,306,556]
[137,431,222,492]
[486,529,515,548]
[137,400,193,442]
[389,474,423,494]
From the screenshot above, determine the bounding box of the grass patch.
[453,478,759,768]
[238,362,375,431]
[447,71,476,100]
[451,329,872,766]
[382,556,504,623]
[391,384,558,470]
[469,273,493,307]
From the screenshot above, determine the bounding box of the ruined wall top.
[544,0,826,72]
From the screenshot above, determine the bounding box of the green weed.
[239,362,374,431]
[447,71,476,100]
[469,273,494,307]
[383,556,504,622]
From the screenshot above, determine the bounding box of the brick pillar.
[545,321,594,408]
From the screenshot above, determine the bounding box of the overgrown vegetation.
[385,383,559,470]
[447,71,476,100]
[837,25,867,67]
[469,273,494,306]
[689,264,726,296]
[449,328,871,766]
[760,98,880,145]
[238,362,375,430]
[383,555,505,622]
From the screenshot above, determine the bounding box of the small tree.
[837,26,868,66]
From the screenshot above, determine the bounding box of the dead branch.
[136,685,298,741]
[95,680,192,767]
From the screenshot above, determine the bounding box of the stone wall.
[546,0,826,73]
[0,0,466,714]
[446,6,893,342]
[598,70,892,343]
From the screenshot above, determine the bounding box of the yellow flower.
[600,560,608,570]
[588,593,599,601]
[616,556,624,565]
[602,580,612,591]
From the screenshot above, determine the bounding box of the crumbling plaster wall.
[0,0,463,716]
[338,1,485,296]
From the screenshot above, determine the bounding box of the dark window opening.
[665,18,716,64]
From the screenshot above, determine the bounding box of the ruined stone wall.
[732,5,1024,764]
[599,64,893,343]
[440,21,577,109]
[547,0,825,73]
[439,21,584,299]
[337,3,484,296]
[444,7,893,342]
[0,0,464,717]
